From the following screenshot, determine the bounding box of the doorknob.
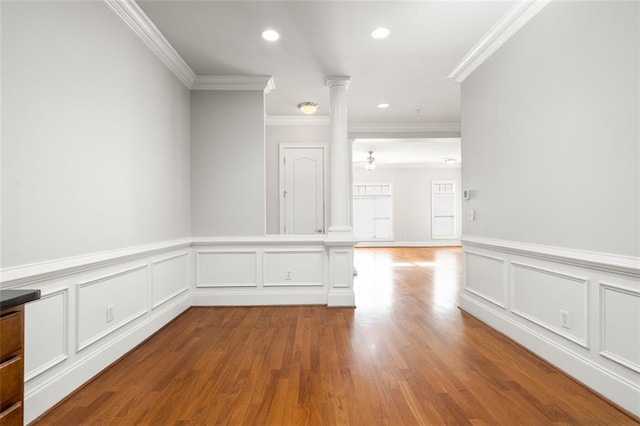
[317,229,323,233]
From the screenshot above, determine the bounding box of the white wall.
[460,1,640,416]
[1,1,194,422]
[352,166,462,244]
[461,1,639,257]
[265,124,330,234]
[191,91,266,236]
[1,1,191,268]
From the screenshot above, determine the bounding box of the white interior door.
[280,146,324,234]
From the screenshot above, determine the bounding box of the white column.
[325,76,352,233]
[324,76,355,307]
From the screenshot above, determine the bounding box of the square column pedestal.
[324,235,356,307]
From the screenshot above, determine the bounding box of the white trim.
[0,238,192,289]
[599,281,640,374]
[150,252,190,310]
[356,240,460,248]
[460,294,640,417]
[448,0,550,83]
[266,116,330,127]
[462,235,640,278]
[24,286,70,382]
[509,261,590,349]
[464,250,508,309]
[195,249,259,288]
[103,0,195,88]
[192,236,327,246]
[76,265,149,352]
[193,290,327,306]
[24,292,190,424]
[192,75,275,93]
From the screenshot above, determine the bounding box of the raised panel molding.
[464,250,507,309]
[195,250,259,288]
[76,265,149,351]
[24,287,69,381]
[151,252,190,309]
[263,249,324,287]
[510,262,589,349]
[599,282,640,373]
[461,236,640,417]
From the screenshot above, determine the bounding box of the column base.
[324,237,356,308]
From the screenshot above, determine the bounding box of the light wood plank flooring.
[33,247,638,425]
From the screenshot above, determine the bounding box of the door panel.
[281,147,324,234]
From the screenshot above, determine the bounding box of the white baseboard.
[327,290,356,307]
[356,240,461,248]
[192,290,328,306]
[24,293,191,424]
[460,294,640,417]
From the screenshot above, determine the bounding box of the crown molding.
[348,122,461,134]
[192,75,275,93]
[265,115,330,126]
[448,0,550,83]
[104,0,196,88]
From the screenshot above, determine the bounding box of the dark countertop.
[0,289,41,311]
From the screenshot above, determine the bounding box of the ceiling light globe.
[298,102,319,114]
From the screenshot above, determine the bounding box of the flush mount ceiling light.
[261,29,280,41]
[377,103,390,109]
[298,102,319,114]
[365,151,376,171]
[371,27,391,40]
[444,157,458,163]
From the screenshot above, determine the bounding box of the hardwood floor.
[33,247,637,425]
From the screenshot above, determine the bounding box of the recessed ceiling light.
[377,103,390,109]
[261,29,280,41]
[371,27,391,40]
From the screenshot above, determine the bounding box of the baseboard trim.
[356,240,461,248]
[24,293,191,424]
[460,294,640,417]
[192,290,328,306]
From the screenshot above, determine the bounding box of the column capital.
[325,75,351,89]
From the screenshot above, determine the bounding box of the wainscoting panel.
[151,252,189,309]
[464,250,507,309]
[600,282,640,373]
[24,287,69,381]
[76,265,149,351]
[460,235,640,417]
[511,262,588,348]
[329,249,352,289]
[196,250,258,288]
[263,249,324,287]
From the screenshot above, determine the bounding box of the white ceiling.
[137,0,516,123]
[353,137,461,167]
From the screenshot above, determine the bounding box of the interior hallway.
[33,248,637,425]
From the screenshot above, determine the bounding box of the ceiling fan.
[353,150,377,171]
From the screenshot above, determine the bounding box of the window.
[432,181,456,239]
[353,184,392,240]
